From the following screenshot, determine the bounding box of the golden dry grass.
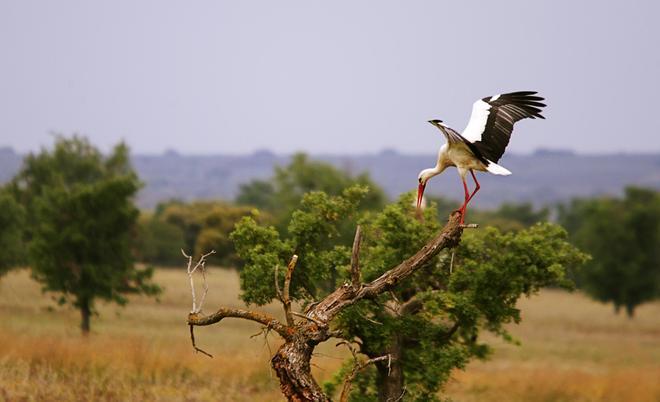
[444,290,660,402]
[1,268,659,401]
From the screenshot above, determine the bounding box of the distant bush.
[137,200,270,267]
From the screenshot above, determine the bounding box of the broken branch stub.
[350,225,362,290]
[282,255,299,327]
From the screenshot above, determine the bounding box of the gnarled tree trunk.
[271,331,331,401]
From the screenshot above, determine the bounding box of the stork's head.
[428,119,444,128]
[416,168,436,210]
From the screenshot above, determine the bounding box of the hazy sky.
[1,1,658,155]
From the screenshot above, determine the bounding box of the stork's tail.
[486,160,512,175]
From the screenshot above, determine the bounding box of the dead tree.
[187,212,465,401]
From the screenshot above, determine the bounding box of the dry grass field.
[1,267,659,402]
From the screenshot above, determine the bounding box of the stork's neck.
[421,165,444,181]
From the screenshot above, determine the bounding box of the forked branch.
[183,249,216,314]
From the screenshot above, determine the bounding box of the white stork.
[417,91,546,223]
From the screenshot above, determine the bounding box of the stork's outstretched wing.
[429,119,464,144]
[461,91,546,162]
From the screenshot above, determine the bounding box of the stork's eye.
[418,177,422,183]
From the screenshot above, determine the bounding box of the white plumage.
[416,91,546,223]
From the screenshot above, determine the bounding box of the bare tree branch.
[282,254,298,327]
[188,308,291,340]
[351,225,362,290]
[309,212,463,323]
[189,324,213,358]
[183,249,216,314]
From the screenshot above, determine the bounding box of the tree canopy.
[236,153,385,227]
[230,186,587,400]
[10,136,160,333]
[559,187,660,317]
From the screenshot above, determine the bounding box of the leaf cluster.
[231,185,370,305]
[236,153,386,232]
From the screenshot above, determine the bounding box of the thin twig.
[388,291,401,305]
[250,327,267,339]
[184,249,216,314]
[390,387,407,402]
[339,353,393,402]
[303,301,320,313]
[460,223,479,229]
[311,362,325,371]
[199,261,209,312]
[282,254,298,327]
[189,324,213,358]
[361,314,383,326]
[350,225,362,290]
[450,250,455,274]
[312,352,345,360]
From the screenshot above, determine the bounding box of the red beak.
[416,183,426,210]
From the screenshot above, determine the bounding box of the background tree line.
[1,135,659,334]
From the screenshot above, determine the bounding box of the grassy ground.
[1,268,659,402]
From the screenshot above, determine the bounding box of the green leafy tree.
[559,187,660,317]
[226,187,587,401]
[11,136,160,334]
[236,153,386,228]
[0,188,26,275]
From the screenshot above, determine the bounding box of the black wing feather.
[472,91,546,162]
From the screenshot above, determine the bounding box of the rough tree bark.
[187,212,465,401]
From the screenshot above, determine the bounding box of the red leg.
[459,177,470,224]
[459,171,480,224]
[467,170,480,202]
